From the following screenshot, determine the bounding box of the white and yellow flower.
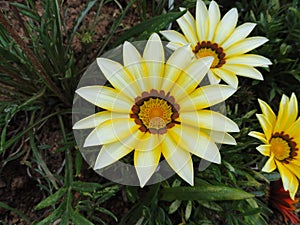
[160,0,271,88]
[73,33,239,187]
[249,93,300,199]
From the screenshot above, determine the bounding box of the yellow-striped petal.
[256,144,271,156]
[134,147,161,187]
[96,58,139,98]
[161,135,194,185]
[195,0,208,41]
[73,111,128,129]
[274,94,289,132]
[171,56,213,100]
[225,37,268,57]
[214,8,238,45]
[207,70,221,84]
[180,110,239,132]
[222,64,264,80]
[202,129,236,145]
[94,141,133,169]
[258,99,276,126]
[143,33,165,89]
[179,84,236,111]
[212,68,238,88]
[162,45,194,91]
[285,93,298,130]
[84,118,139,147]
[286,163,300,179]
[123,41,147,91]
[226,54,272,67]
[261,154,276,172]
[286,117,300,138]
[277,163,299,200]
[256,114,273,141]
[221,23,256,49]
[160,30,188,46]
[248,131,268,144]
[207,0,220,40]
[176,11,198,46]
[168,125,221,164]
[76,86,133,113]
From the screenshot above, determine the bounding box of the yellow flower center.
[270,132,298,162]
[270,138,291,161]
[193,41,226,68]
[130,89,180,134]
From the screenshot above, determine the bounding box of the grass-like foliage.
[0,0,299,224]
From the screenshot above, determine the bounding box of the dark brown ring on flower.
[193,41,226,68]
[130,89,181,134]
[271,132,299,163]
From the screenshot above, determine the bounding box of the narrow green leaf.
[36,202,65,225]
[197,200,223,212]
[168,200,181,214]
[160,185,254,201]
[112,10,186,48]
[0,201,31,224]
[71,211,94,225]
[96,207,118,222]
[75,149,83,177]
[185,200,192,221]
[35,188,66,210]
[72,181,102,192]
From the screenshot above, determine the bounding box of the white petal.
[93,130,144,169]
[179,84,236,111]
[214,8,238,44]
[222,23,256,49]
[180,110,239,132]
[171,56,213,100]
[207,0,220,40]
[73,111,128,129]
[96,58,139,98]
[123,41,147,91]
[94,141,133,169]
[134,147,161,187]
[161,135,194,185]
[169,125,221,164]
[226,54,272,67]
[212,68,238,88]
[225,37,269,57]
[143,34,165,90]
[162,45,194,91]
[84,118,139,147]
[207,70,221,84]
[222,64,264,80]
[76,86,133,113]
[195,0,208,41]
[160,30,189,45]
[202,129,237,145]
[176,11,198,46]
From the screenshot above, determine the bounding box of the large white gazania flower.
[160,0,272,88]
[73,33,239,187]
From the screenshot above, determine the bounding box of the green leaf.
[35,188,66,210]
[197,200,223,212]
[160,185,254,201]
[185,200,192,221]
[75,149,83,177]
[71,210,94,225]
[36,202,65,225]
[168,200,181,214]
[72,181,102,193]
[112,10,186,48]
